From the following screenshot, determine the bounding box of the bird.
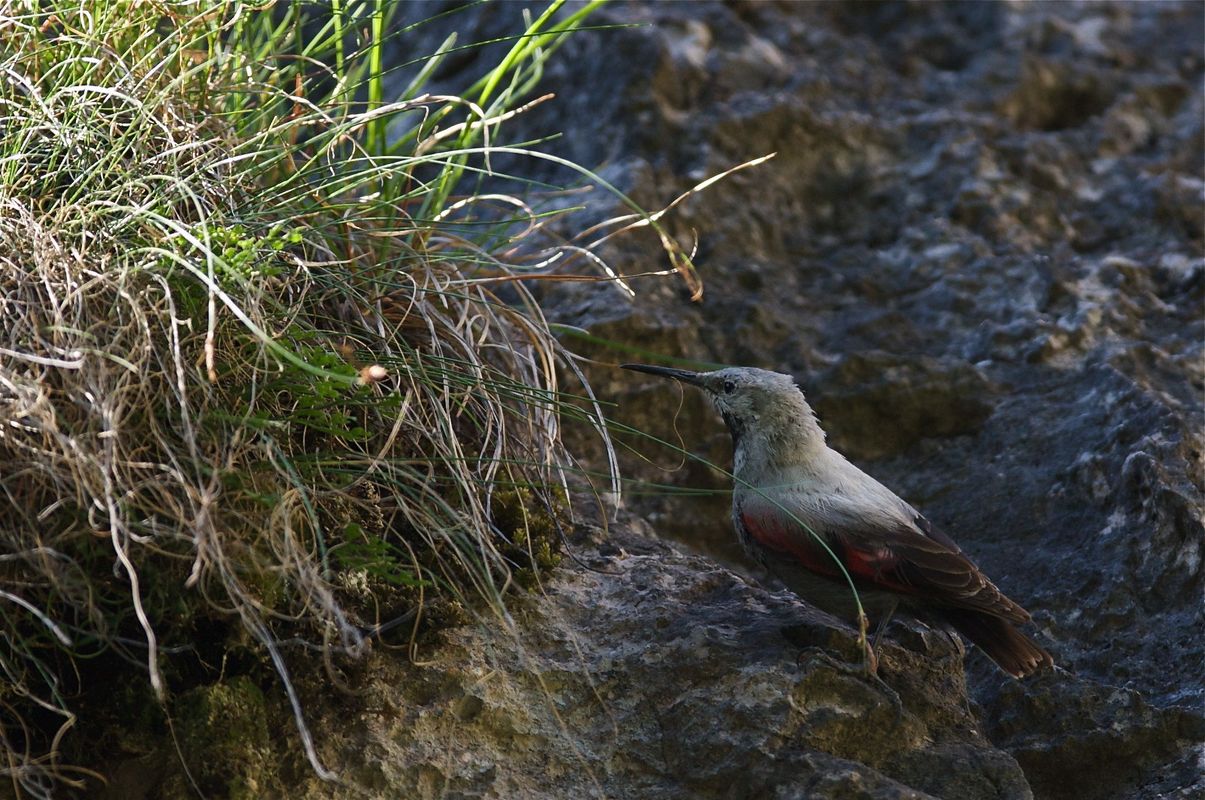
[622,362,1054,679]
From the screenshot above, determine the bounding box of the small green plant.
[0,0,626,794]
[0,1,768,794]
[331,524,429,588]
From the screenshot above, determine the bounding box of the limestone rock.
[293,527,1034,800]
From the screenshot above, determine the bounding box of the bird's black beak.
[621,363,704,386]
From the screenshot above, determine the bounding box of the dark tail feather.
[943,609,1054,678]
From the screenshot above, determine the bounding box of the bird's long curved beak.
[621,363,704,386]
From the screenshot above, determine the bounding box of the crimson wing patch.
[739,504,1029,623]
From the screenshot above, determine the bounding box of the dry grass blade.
[0,2,623,794]
[0,1,751,795]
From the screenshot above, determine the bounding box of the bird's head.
[622,364,822,450]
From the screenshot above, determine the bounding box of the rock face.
[300,2,1204,798]
[293,525,1034,800]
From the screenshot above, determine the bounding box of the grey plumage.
[624,363,1053,678]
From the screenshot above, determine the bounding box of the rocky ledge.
[290,523,1044,800]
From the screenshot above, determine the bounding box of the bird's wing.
[738,492,1030,623]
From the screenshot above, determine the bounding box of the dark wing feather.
[846,515,1031,624]
[740,498,1030,624]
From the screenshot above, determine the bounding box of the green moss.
[491,486,566,589]
[164,676,278,800]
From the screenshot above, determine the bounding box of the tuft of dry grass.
[0,1,768,794]
[0,1,624,794]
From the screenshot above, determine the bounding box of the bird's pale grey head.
[622,364,823,449]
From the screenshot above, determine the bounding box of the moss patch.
[491,486,567,589]
[162,676,278,800]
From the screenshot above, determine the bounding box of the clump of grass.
[0,0,670,794]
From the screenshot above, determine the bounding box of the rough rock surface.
[464,3,1203,798]
[291,524,1033,800]
[277,2,1203,798]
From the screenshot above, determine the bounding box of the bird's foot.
[871,601,898,655]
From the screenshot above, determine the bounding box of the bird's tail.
[943,609,1054,678]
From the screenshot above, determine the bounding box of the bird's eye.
[723,380,736,394]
